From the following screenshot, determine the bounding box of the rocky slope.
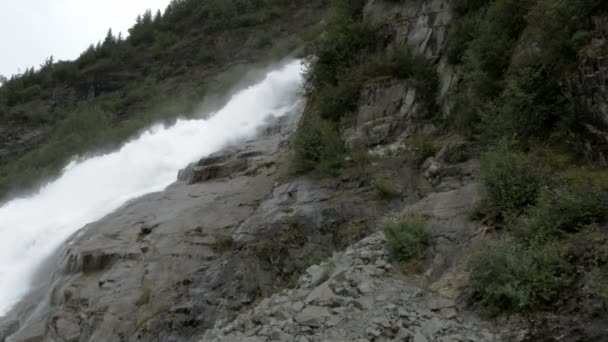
[0,0,328,201]
[0,99,408,341]
[202,233,503,342]
[3,0,608,341]
[0,109,497,341]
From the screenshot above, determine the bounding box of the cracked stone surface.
[202,233,505,342]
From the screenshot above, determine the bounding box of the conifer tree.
[103,28,115,47]
[40,56,54,70]
[143,9,153,25]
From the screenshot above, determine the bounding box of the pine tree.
[143,9,153,25]
[103,28,115,47]
[40,56,54,70]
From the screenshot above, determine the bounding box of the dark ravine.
[3,0,608,341]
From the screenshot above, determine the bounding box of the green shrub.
[514,178,608,244]
[383,214,428,262]
[372,177,400,199]
[444,146,470,164]
[469,240,532,315]
[386,49,438,114]
[212,235,235,253]
[469,239,573,316]
[481,61,569,143]
[305,0,379,122]
[450,0,532,136]
[446,10,483,64]
[480,144,543,215]
[313,72,363,121]
[450,0,603,144]
[52,62,80,83]
[407,134,438,167]
[292,114,345,175]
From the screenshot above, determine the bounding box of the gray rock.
[366,327,382,338]
[375,259,389,269]
[414,331,429,342]
[294,307,330,327]
[196,230,499,342]
[54,318,81,342]
[357,281,374,295]
[354,296,374,310]
[440,308,458,319]
[372,317,392,329]
[306,265,327,287]
[326,315,343,327]
[242,337,266,342]
[394,327,414,340]
[397,308,410,318]
[422,317,446,337]
[426,297,455,311]
[292,302,304,313]
[305,283,335,305]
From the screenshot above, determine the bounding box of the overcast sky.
[0,0,172,77]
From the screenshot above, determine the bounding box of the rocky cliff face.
[2,1,607,342]
[0,1,492,341]
[0,96,416,341]
[343,0,456,150]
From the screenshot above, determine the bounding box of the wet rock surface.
[0,105,402,341]
[1,112,302,341]
[5,1,605,341]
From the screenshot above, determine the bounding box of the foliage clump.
[383,214,428,263]
[469,239,573,316]
[473,144,608,316]
[513,174,608,244]
[372,177,400,199]
[480,143,544,216]
[292,113,345,175]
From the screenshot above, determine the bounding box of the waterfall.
[0,60,304,316]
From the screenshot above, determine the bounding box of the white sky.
[0,0,173,77]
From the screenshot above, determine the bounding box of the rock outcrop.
[343,0,457,150]
[0,101,417,340]
[5,1,608,342]
[0,1,484,341]
[202,233,503,342]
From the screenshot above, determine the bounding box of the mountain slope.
[2,0,608,341]
[0,0,327,201]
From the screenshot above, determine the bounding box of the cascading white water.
[0,60,304,316]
